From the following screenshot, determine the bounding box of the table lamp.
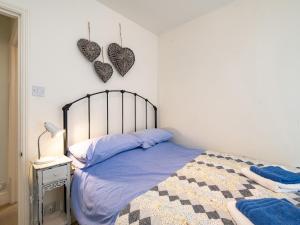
[34,122,65,165]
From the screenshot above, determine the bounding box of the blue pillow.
[85,133,142,167]
[132,128,173,149]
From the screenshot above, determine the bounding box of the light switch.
[32,85,45,97]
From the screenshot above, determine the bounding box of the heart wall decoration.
[94,47,113,83]
[108,23,135,76]
[77,39,101,62]
[77,22,101,62]
[108,43,135,77]
[94,61,113,82]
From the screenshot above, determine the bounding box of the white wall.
[2,0,158,160]
[159,0,300,167]
[0,14,11,185]
[0,0,158,222]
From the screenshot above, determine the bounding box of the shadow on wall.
[165,127,206,150]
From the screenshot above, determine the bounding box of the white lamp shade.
[44,122,64,137]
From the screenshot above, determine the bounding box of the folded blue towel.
[250,166,300,184]
[236,198,300,225]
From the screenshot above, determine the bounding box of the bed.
[62,90,300,225]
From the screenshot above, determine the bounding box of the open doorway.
[0,13,18,225]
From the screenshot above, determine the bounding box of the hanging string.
[119,23,123,47]
[88,22,91,41]
[101,46,104,63]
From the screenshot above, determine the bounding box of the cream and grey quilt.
[115,151,300,225]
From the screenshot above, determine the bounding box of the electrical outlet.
[32,85,45,97]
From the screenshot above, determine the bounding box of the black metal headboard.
[62,90,157,154]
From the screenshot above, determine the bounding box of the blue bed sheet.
[71,141,203,225]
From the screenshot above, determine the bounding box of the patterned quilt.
[115,151,300,225]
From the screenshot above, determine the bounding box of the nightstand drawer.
[42,165,68,184]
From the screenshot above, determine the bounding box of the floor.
[0,204,79,225]
[0,203,17,225]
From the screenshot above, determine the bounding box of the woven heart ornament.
[77,39,101,62]
[94,61,113,83]
[108,43,135,76]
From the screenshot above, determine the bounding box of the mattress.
[71,141,202,225]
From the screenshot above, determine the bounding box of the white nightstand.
[32,156,72,225]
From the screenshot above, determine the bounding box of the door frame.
[0,1,28,225]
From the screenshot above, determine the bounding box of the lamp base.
[34,156,56,165]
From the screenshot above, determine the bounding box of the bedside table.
[32,156,72,225]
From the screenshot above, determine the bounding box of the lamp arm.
[38,130,47,159]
